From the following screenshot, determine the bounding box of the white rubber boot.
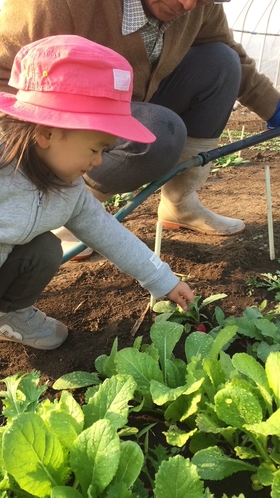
[158,137,245,236]
[52,227,94,261]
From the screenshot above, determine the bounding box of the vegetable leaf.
[154,455,204,498]
[2,413,68,496]
[70,419,120,497]
[83,374,136,430]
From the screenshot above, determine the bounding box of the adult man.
[0,0,280,240]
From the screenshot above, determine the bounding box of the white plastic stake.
[227,129,233,143]
[264,165,275,260]
[238,125,245,157]
[150,221,163,308]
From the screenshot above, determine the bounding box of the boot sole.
[161,220,246,236]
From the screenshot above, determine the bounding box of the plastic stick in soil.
[150,221,163,308]
[265,165,275,260]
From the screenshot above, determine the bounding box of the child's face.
[35,128,117,183]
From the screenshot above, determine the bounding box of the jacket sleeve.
[64,189,179,299]
[193,5,280,121]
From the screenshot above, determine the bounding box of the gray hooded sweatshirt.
[0,162,179,299]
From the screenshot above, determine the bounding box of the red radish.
[195,324,207,333]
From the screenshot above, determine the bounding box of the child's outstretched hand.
[166,281,194,311]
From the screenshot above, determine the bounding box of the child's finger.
[167,282,195,309]
[177,292,193,310]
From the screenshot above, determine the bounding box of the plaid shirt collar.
[122,0,147,34]
[122,0,174,35]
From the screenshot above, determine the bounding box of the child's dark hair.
[0,113,69,193]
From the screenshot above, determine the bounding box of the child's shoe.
[0,307,68,350]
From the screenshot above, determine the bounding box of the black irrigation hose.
[198,127,280,164]
[114,126,280,223]
[62,126,280,262]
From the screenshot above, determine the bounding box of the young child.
[0,35,194,350]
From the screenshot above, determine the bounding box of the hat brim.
[0,93,156,144]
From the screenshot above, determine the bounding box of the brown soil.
[1,106,280,385]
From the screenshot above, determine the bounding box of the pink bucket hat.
[0,35,156,143]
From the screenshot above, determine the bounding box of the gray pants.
[85,42,241,194]
[0,42,241,311]
[0,233,62,312]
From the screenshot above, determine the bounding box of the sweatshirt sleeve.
[65,190,180,299]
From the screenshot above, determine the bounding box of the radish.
[195,324,207,333]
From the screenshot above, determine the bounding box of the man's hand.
[166,281,195,310]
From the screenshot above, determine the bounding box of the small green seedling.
[246,272,280,301]
[152,294,227,333]
[104,192,134,208]
[212,154,250,173]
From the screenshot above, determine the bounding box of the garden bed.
[1,106,279,383]
[1,106,280,497]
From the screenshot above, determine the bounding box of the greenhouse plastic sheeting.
[224,0,280,90]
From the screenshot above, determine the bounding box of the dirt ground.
[1,106,280,386]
